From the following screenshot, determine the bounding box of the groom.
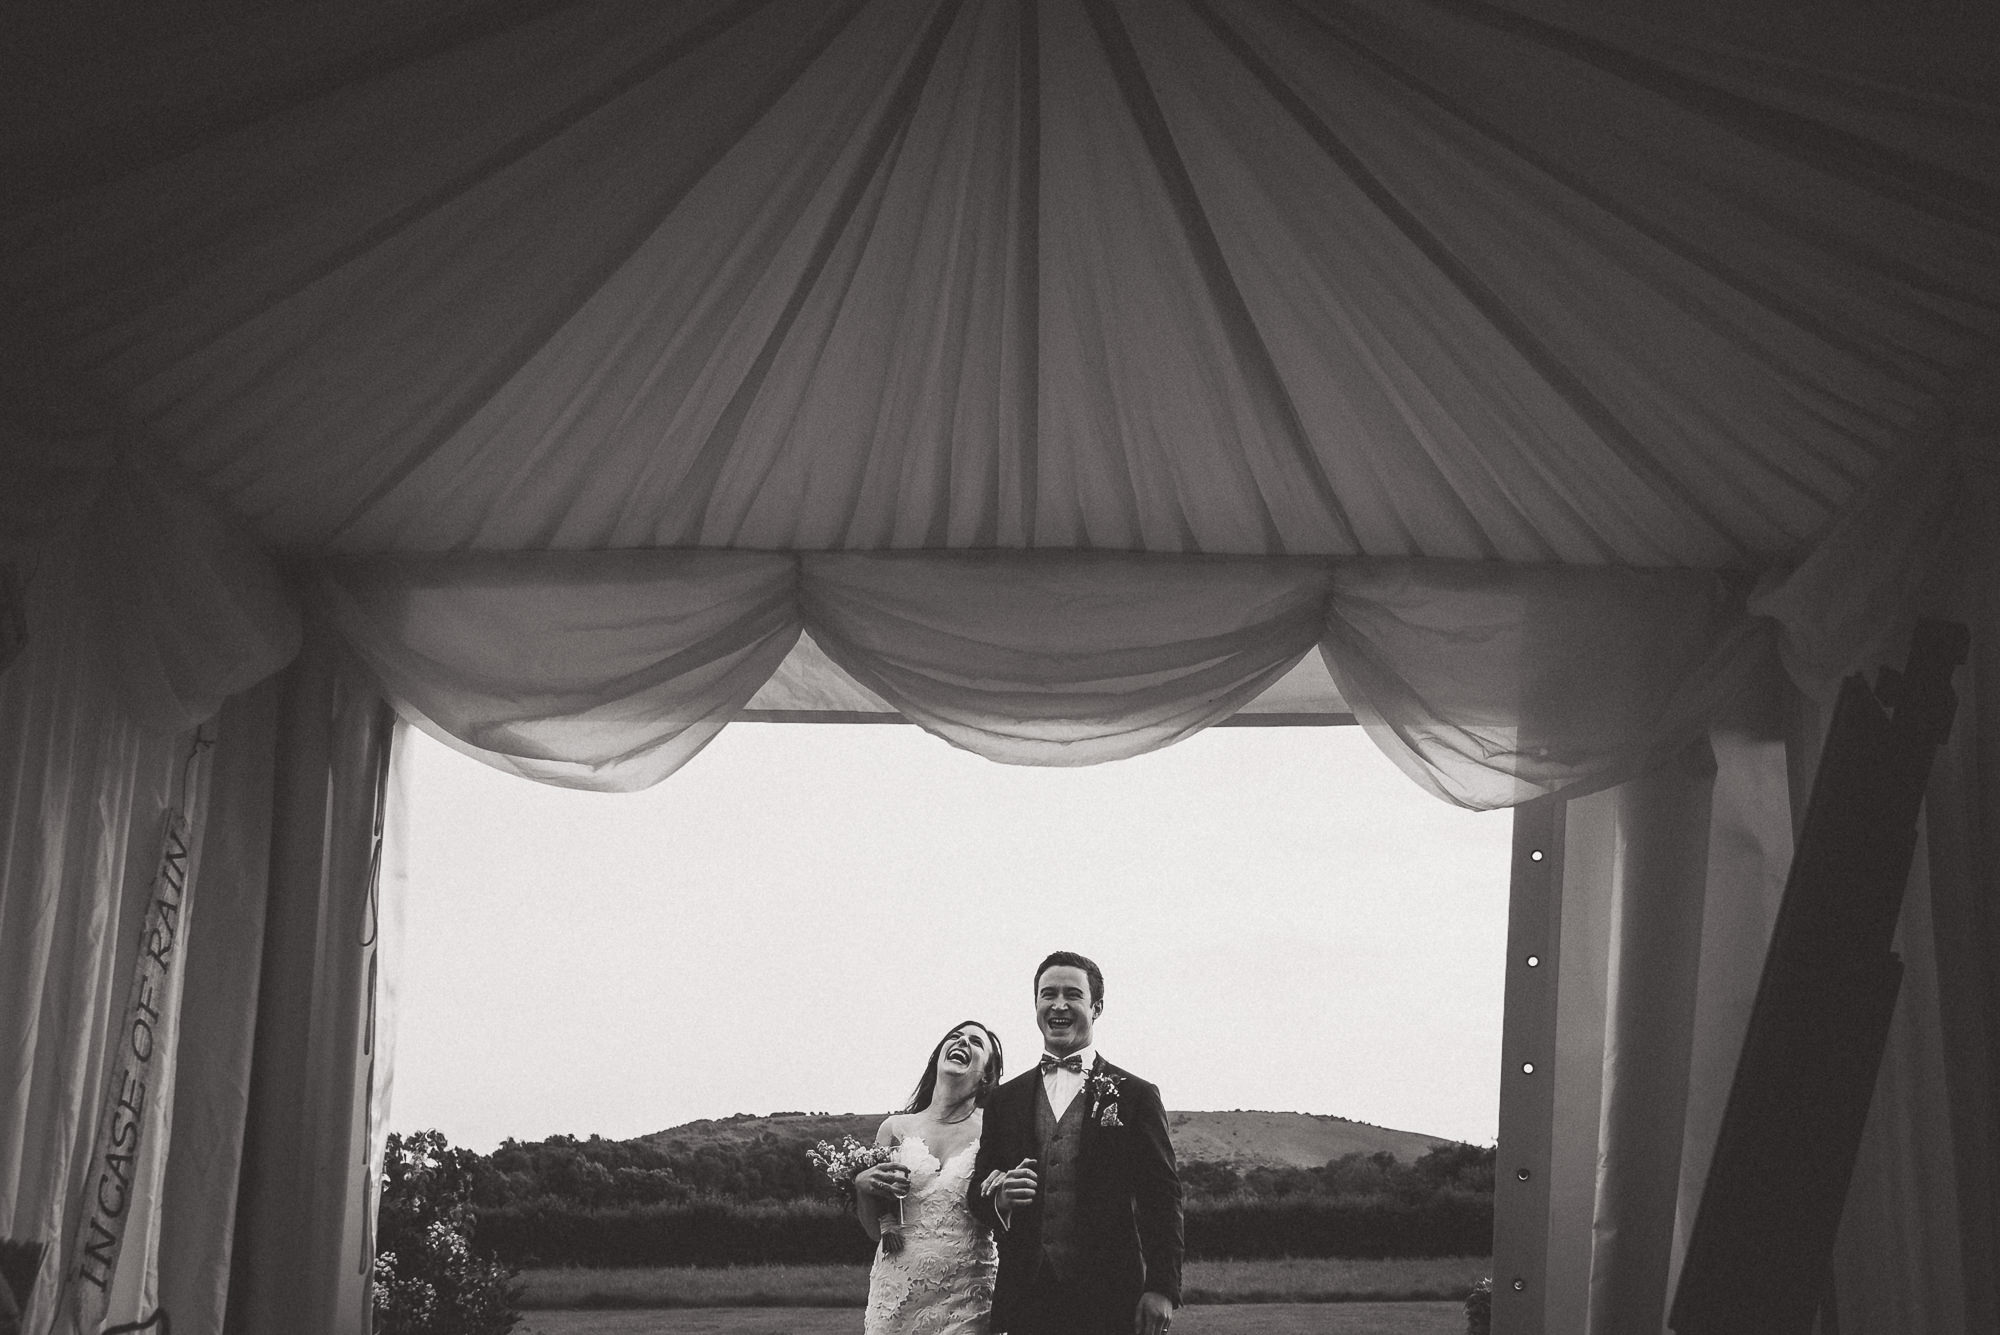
[969,951,1183,1335]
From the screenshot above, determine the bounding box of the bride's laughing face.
[937,1025,993,1083]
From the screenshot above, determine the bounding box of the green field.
[519,1255,1491,1309]
[516,1302,1468,1335]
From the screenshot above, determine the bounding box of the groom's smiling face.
[1036,965,1100,1057]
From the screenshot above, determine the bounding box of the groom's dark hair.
[1034,951,1104,1007]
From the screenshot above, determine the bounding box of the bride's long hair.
[903,1020,1005,1114]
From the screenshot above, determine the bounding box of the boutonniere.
[1087,1069,1122,1125]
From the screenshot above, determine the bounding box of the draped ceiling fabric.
[8,0,1995,561]
[2,0,1998,1332]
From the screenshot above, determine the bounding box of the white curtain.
[152,677,281,1334]
[0,498,206,1328]
[222,635,395,1335]
[1498,428,2000,1334]
[1524,723,1799,1334]
[1508,708,1992,1335]
[1818,429,1999,1335]
[0,462,384,1335]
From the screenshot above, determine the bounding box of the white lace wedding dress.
[863,1124,998,1335]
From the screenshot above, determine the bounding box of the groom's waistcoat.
[1034,1081,1089,1280]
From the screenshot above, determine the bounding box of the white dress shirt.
[1041,1044,1097,1119]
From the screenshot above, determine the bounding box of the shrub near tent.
[374,1131,523,1335]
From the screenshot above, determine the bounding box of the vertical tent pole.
[1492,796,1566,1334]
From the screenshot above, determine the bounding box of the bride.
[851,1020,1006,1334]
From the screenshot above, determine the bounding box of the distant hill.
[635,1111,883,1156]
[1164,1110,1453,1167]
[635,1109,1458,1168]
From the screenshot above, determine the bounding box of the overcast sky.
[386,720,1512,1153]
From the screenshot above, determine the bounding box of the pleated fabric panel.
[9,0,1995,562]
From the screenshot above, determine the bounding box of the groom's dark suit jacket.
[968,1056,1183,1330]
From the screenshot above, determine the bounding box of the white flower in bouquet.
[807,1135,896,1203]
[808,1135,907,1255]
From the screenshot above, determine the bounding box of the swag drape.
[316,547,1766,805]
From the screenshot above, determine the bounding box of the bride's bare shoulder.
[874,1112,908,1145]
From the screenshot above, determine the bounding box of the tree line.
[455,1127,1494,1265]
[470,1127,1492,1209]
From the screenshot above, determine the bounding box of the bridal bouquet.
[807,1136,895,1205]
[809,1136,905,1253]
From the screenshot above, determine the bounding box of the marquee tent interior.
[2,1,1996,1331]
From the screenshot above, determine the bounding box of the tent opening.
[388,721,1512,1153]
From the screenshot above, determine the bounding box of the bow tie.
[1040,1054,1085,1075]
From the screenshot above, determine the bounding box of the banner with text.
[64,805,200,1334]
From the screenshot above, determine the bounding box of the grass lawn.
[515,1301,1467,1335]
[519,1256,1491,1310]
